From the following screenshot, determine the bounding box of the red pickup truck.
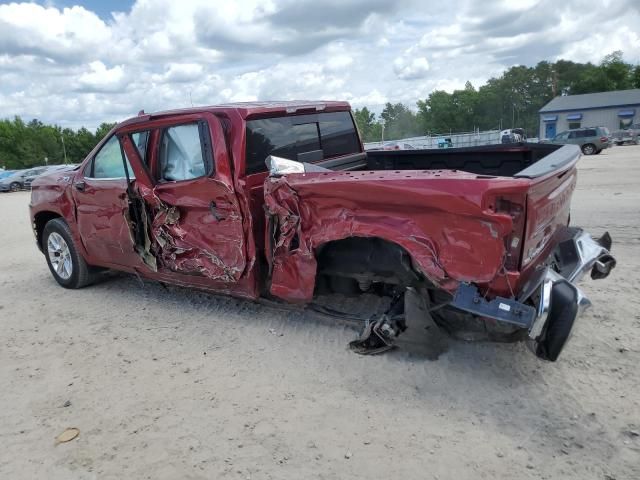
[30,101,615,361]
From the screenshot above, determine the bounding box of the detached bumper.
[450,229,615,361]
[527,230,615,360]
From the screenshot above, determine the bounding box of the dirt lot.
[1,146,639,480]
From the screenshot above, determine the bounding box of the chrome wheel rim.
[584,145,594,154]
[47,232,72,280]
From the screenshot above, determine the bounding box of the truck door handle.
[209,201,225,221]
[74,181,86,192]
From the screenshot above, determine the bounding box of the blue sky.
[1,0,639,129]
[39,0,133,19]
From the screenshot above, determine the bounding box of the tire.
[531,281,578,362]
[581,144,596,155]
[43,218,94,289]
[595,149,602,154]
[9,182,21,192]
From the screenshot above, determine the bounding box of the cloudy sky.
[1,0,639,129]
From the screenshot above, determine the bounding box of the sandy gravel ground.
[1,146,639,480]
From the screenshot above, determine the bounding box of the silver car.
[546,126,611,155]
[0,169,29,192]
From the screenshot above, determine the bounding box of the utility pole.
[61,135,68,164]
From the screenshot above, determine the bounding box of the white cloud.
[78,62,127,92]
[393,56,430,80]
[157,63,205,83]
[0,0,638,129]
[0,3,111,62]
[323,54,354,72]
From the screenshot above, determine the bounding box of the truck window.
[159,123,208,181]
[245,111,360,174]
[87,135,134,179]
[130,131,150,165]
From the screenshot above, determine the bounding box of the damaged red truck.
[30,101,616,361]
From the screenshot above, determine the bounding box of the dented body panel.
[264,170,533,302]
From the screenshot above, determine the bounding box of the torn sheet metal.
[264,170,523,303]
[123,194,157,271]
[127,182,247,283]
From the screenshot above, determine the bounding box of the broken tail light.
[491,195,526,271]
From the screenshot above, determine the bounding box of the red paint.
[30,101,578,305]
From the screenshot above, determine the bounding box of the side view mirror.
[266,156,305,176]
[266,155,330,176]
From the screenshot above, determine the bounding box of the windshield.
[245,111,360,175]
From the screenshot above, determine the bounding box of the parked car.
[611,123,640,146]
[437,137,453,148]
[382,141,414,150]
[500,128,526,143]
[0,167,51,192]
[543,126,610,155]
[30,101,615,362]
[0,169,29,192]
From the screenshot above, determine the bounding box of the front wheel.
[43,218,94,289]
[581,143,596,155]
[9,182,21,192]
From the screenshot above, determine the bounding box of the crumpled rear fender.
[264,172,522,303]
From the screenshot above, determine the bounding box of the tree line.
[0,118,115,170]
[354,51,640,142]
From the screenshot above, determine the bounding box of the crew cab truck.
[30,101,616,361]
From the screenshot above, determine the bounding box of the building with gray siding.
[539,89,640,139]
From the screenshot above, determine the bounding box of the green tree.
[633,65,640,88]
[0,117,117,170]
[95,122,117,142]
[353,107,380,142]
[380,102,421,140]
[415,51,637,138]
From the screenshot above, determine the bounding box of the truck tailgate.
[516,145,581,269]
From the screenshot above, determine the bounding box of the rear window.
[245,111,360,174]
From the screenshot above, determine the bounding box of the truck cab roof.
[119,101,352,129]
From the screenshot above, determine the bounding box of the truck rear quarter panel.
[264,170,531,302]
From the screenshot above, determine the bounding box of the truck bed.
[321,143,564,178]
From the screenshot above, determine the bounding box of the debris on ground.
[55,428,79,444]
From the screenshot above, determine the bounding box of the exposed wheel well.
[34,211,62,250]
[314,236,423,294]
